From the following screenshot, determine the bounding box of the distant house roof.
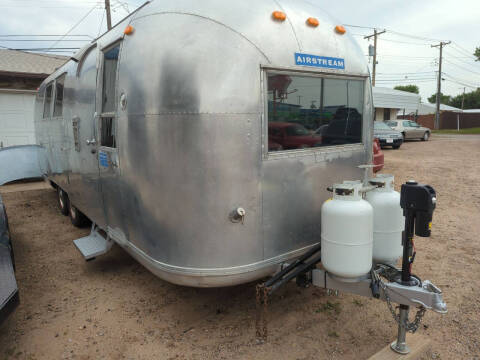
[462,109,480,113]
[0,49,68,77]
[372,87,421,113]
[418,102,463,115]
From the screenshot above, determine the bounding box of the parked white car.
[386,120,431,141]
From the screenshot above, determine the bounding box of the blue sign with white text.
[294,53,345,70]
[99,151,109,168]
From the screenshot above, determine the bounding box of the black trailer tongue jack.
[256,180,446,355]
[392,180,438,354]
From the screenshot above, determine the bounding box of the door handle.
[86,139,97,145]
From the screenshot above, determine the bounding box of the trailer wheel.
[57,188,69,216]
[422,132,430,141]
[68,203,90,228]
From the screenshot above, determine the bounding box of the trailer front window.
[267,73,363,152]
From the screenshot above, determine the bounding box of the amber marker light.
[306,17,319,27]
[272,11,286,21]
[124,25,134,35]
[335,25,346,34]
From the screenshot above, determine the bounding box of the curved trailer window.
[267,73,364,152]
[53,73,66,117]
[43,83,53,119]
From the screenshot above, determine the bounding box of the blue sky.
[1,0,479,102]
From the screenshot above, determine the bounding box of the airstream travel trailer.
[34,0,374,287]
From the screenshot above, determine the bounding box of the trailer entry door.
[97,41,126,236]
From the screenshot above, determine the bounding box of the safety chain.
[255,283,270,342]
[378,277,426,333]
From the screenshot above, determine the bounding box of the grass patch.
[353,299,364,307]
[432,127,480,135]
[315,301,342,315]
[328,331,340,338]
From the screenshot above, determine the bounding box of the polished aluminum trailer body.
[34,0,373,287]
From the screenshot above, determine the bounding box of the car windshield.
[374,121,394,130]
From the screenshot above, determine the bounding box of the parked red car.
[373,137,384,173]
[268,122,322,150]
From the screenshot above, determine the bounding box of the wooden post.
[368,335,431,360]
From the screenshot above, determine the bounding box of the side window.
[43,83,53,119]
[267,73,364,151]
[100,43,120,148]
[403,121,410,127]
[53,74,66,117]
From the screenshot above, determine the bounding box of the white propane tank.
[365,174,404,264]
[321,182,373,280]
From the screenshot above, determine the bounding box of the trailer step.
[73,225,113,260]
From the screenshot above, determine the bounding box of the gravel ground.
[0,134,479,360]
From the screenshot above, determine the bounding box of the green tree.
[427,92,452,105]
[450,88,480,109]
[394,85,419,94]
[474,47,480,61]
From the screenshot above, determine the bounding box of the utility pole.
[364,29,386,86]
[431,41,451,129]
[105,0,112,30]
[461,87,466,110]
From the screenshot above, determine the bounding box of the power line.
[10,47,80,50]
[376,54,437,59]
[0,34,93,38]
[0,39,89,42]
[451,42,477,59]
[377,71,435,75]
[98,9,106,37]
[47,5,98,51]
[443,73,480,89]
[443,58,480,77]
[0,44,70,60]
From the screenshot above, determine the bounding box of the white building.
[417,102,462,115]
[0,50,67,147]
[372,87,421,122]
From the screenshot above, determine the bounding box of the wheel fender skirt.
[0,194,19,324]
[0,145,48,185]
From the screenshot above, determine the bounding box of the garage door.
[0,92,36,147]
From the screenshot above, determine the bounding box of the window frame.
[42,81,54,119]
[76,44,97,77]
[97,40,122,150]
[52,72,67,118]
[262,68,368,159]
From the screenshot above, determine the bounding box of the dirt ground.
[1,134,479,360]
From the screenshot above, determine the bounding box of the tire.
[401,132,406,141]
[68,203,90,228]
[57,188,69,216]
[422,132,430,141]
